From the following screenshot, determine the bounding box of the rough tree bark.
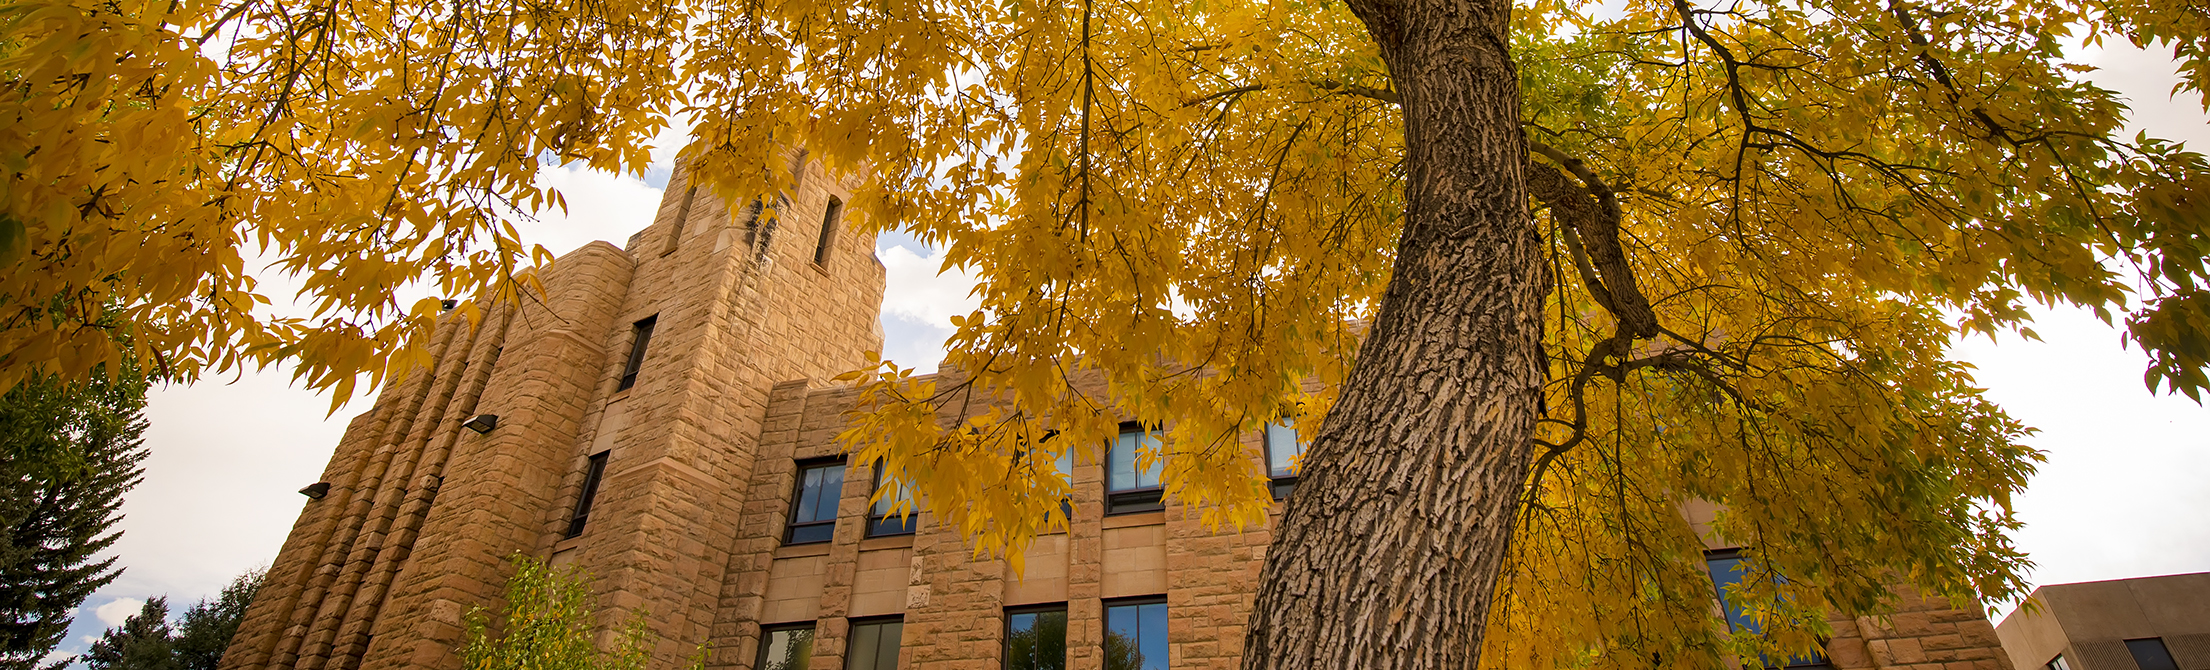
[1240,0,1547,667]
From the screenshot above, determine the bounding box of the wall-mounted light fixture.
[299,482,332,500]
[462,413,499,434]
[440,298,458,310]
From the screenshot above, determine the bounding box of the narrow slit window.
[785,458,846,544]
[663,185,697,256]
[814,196,842,266]
[1106,423,1165,515]
[617,315,655,391]
[564,451,610,538]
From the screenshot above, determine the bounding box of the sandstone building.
[219,157,2020,670]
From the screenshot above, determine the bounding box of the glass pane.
[2047,655,2071,670]
[872,478,912,516]
[1264,423,1302,478]
[1105,605,1141,670]
[1109,432,1138,492]
[2128,639,2178,670]
[798,467,825,521]
[1007,609,1066,670]
[797,464,846,524]
[873,622,902,670]
[846,621,901,670]
[847,623,880,670]
[1138,602,1167,670]
[1105,602,1166,670]
[1705,555,1759,635]
[1706,554,1824,668]
[760,627,815,670]
[868,514,915,536]
[1054,449,1074,485]
[1110,430,1163,491]
[789,522,835,544]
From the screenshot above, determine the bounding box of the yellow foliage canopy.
[6,0,2208,664]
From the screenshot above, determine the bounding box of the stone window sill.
[1103,510,1166,530]
[774,542,833,560]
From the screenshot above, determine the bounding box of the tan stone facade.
[220,156,2018,670]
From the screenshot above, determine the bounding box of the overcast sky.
[40,39,2209,666]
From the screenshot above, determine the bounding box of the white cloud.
[873,244,983,373]
[521,162,666,257]
[1956,306,2210,618]
[94,598,142,628]
[2077,41,2210,148]
[877,245,982,324]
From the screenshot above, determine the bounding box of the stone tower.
[219,151,887,670]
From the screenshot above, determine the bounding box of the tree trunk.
[1241,0,1544,667]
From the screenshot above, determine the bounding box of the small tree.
[459,557,652,670]
[0,370,149,670]
[83,598,179,670]
[172,569,266,670]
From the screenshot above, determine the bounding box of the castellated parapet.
[221,155,2016,670]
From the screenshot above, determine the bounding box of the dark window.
[2128,639,2178,670]
[664,185,697,256]
[867,467,915,537]
[1106,424,1164,514]
[1706,550,1828,669]
[1103,597,1167,670]
[564,451,610,538]
[1005,604,1067,670]
[1051,447,1075,525]
[845,616,903,670]
[814,196,843,266]
[1263,421,1304,500]
[786,459,846,544]
[2046,654,2072,670]
[617,316,656,391]
[757,623,815,670]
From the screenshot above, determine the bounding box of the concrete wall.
[1996,573,2210,670]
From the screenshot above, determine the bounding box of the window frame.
[865,465,916,538]
[844,615,904,670]
[1105,423,1166,515]
[2046,654,2072,670]
[616,315,656,391]
[1102,596,1169,670]
[1004,603,1069,670]
[1262,421,1304,500]
[564,451,610,538]
[756,622,818,670]
[784,457,847,545]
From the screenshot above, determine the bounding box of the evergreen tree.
[82,598,178,670]
[0,371,150,670]
[172,569,266,670]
